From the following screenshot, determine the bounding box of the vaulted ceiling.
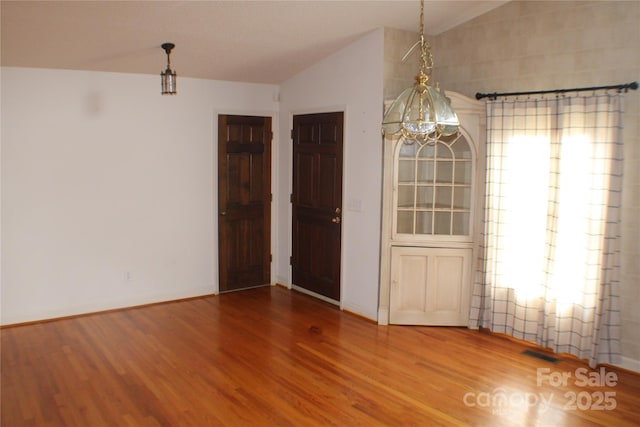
[1,1,508,84]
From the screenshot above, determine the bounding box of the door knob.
[332,217,341,224]
[220,211,227,216]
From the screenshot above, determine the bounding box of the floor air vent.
[522,349,559,363]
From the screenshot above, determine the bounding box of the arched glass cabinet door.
[394,133,474,239]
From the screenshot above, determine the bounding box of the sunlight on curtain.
[500,135,549,301]
[469,94,623,368]
[550,133,601,309]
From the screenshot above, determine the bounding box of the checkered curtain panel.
[469,94,623,368]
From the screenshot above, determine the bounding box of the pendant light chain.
[417,0,428,125]
[418,0,432,81]
[419,0,425,75]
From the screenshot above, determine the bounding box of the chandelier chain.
[418,0,432,79]
[419,0,424,38]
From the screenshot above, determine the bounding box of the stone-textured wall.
[383,27,421,101]
[433,0,640,367]
[385,1,640,367]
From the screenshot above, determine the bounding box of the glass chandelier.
[382,0,459,143]
[161,42,177,95]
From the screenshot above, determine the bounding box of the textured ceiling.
[1,0,508,84]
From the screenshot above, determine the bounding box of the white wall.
[2,28,387,324]
[276,29,385,320]
[1,67,278,324]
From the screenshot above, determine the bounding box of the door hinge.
[270,131,274,140]
[290,129,294,140]
[289,256,293,265]
[290,193,293,203]
[270,193,273,202]
[270,254,273,262]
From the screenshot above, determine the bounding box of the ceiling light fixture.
[382,0,459,143]
[161,42,177,95]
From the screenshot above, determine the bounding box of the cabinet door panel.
[390,247,471,325]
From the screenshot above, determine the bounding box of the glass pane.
[398,160,415,182]
[436,161,453,183]
[397,211,414,234]
[399,143,418,158]
[453,212,470,235]
[434,212,451,235]
[418,144,436,159]
[416,211,433,234]
[397,186,415,208]
[439,132,460,145]
[451,137,472,159]
[435,187,452,208]
[417,160,434,183]
[416,187,434,209]
[396,131,475,238]
[453,187,471,209]
[436,142,453,159]
[454,161,472,184]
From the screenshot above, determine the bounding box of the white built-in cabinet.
[378,92,485,326]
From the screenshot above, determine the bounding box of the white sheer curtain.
[469,94,623,368]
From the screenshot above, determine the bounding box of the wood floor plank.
[2,286,639,426]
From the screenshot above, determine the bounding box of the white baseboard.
[291,285,339,306]
[377,308,389,325]
[341,301,377,322]
[273,276,290,287]
[1,286,215,326]
[618,356,640,373]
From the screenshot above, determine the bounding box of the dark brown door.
[292,112,343,301]
[218,115,271,292]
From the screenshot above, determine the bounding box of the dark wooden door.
[292,112,343,301]
[218,115,271,292]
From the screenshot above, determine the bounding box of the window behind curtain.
[469,94,623,368]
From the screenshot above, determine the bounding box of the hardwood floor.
[2,286,639,426]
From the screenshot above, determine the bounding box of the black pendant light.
[161,42,177,95]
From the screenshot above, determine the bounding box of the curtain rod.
[475,81,638,101]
